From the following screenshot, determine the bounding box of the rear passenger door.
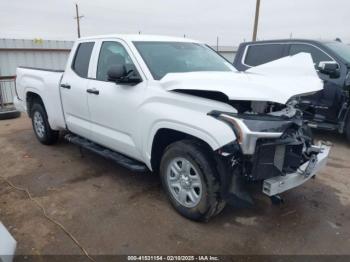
[60,41,95,139]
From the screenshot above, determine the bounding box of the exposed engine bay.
[210,103,327,207]
[174,88,300,119]
[229,99,299,119]
[209,98,318,182]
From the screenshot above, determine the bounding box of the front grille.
[250,138,303,181]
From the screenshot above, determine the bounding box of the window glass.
[133,41,234,80]
[97,41,137,81]
[72,42,94,78]
[325,42,350,64]
[244,44,286,66]
[289,44,333,64]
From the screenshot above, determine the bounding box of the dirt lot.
[0,115,350,256]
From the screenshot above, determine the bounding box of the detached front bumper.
[262,143,330,196]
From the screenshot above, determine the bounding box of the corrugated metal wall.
[0,38,74,103]
[0,39,74,76]
[210,46,238,63]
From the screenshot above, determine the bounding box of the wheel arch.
[149,127,221,173]
[26,91,44,117]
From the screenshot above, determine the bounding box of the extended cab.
[234,39,350,142]
[14,35,330,221]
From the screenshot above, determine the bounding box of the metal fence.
[0,76,16,109]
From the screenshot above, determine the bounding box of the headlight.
[209,111,285,155]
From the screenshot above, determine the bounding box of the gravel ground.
[0,115,349,257]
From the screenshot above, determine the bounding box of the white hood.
[160,53,323,105]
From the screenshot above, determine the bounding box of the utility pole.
[74,3,84,38]
[216,36,219,51]
[252,0,261,41]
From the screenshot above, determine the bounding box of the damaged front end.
[209,100,331,207]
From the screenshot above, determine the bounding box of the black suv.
[234,39,350,142]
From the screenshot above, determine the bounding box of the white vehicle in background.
[14,35,330,221]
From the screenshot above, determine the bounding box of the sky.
[0,0,349,46]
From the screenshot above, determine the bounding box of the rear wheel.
[160,140,225,222]
[31,102,59,145]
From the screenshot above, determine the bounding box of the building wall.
[209,46,238,63]
[0,39,73,103]
[0,39,74,76]
[219,51,236,63]
[0,50,70,76]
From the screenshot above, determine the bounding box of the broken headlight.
[209,111,285,155]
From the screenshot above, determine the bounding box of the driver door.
[86,40,145,160]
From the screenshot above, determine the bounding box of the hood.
[160,53,323,105]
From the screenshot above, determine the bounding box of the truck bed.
[15,67,66,130]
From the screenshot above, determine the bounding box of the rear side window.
[289,44,333,64]
[72,42,95,78]
[244,44,286,66]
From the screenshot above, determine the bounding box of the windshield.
[133,41,235,80]
[325,42,350,64]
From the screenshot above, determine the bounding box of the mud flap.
[215,155,254,208]
[226,174,254,208]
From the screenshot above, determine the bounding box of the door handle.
[60,83,71,89]
[86,88,99,95]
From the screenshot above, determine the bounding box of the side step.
[65,134,148,172]
[308,121,338,131]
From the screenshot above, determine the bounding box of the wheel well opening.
[150,128,213,172]
[26,92,43,117]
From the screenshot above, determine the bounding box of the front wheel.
[31,103,59,145]
[160,140,225,222]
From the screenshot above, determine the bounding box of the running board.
[308,122,338,131]
[65,134,148,172]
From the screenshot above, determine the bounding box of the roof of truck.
[79,34,200,43]
[239,39,338,46]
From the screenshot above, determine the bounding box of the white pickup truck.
[14,34,330,221]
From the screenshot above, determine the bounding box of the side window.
[289,44,333,65]
[96,41,139,81]
[72,42,94,78]
[244,44,286,66]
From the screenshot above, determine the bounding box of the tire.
[0,109,21,120]
[30,102,59,145]
[160,139,225,222]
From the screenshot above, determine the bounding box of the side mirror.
[107,65,142,85]
[318,61,340,78]
[107,65,127,82]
